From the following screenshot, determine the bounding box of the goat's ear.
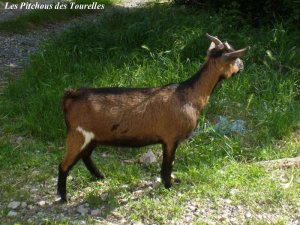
[222,47,250,60]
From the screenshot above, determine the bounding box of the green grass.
[0,2,300,224]
[0,0,120,33]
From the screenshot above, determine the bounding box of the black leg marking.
[57,163,68,202]
[161,142,179,188]
[82,141,105,179]
[57,153,82,202]
[82,155,105,179]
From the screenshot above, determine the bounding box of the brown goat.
[57,34,249,202]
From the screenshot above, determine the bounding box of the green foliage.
[174,0,300,26]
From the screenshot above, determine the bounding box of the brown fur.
[57,35,249,202]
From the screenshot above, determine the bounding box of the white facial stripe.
[76,126,95,151]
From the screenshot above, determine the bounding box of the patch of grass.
[0,0,120,33]
[0,2,300,224]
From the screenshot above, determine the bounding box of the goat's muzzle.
[236,58,244,72]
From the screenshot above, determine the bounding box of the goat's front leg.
[161,142,179,188]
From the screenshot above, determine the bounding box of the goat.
[57,34,249,202]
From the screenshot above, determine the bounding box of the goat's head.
[206,33,249,78]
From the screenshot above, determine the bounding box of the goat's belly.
[98,137,161,147]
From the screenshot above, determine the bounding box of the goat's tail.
[63,89,78,108]
[63,89,78,130]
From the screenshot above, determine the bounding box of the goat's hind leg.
[82,141,105,179]
[57,132,83,202]
[58,153,79,202]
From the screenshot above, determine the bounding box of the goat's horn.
[223,46,250,60]
[206,33,224,49]
[224,42,233,51]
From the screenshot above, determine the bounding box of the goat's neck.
[181,59,223,111]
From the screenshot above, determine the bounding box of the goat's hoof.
[90,175,105,182]
[96,173,105,180]
[59,198,67,203]
[164,182,172,189]
[92,170,105,180]
[54,195,67,204]
[58,197,67,204]
[58,194,67,203]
